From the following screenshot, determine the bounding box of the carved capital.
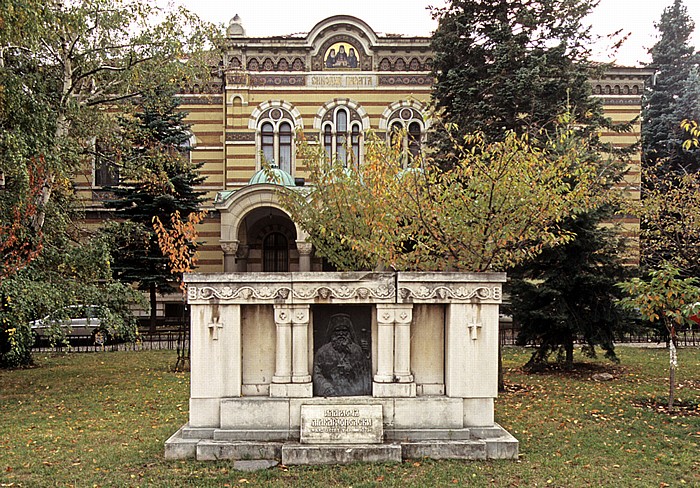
[220,240,239,255]
[296,241,313,256]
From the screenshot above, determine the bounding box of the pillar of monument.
[373,305,395,384]
[271,306,292,384]
[270,305,312,397]
[393,304,414,383]
[291,305,312,383]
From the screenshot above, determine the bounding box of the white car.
[31,305,105,341]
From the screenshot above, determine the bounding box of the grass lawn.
[1,347,698,487]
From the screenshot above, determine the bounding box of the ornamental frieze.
[378,75,433,86]
[226,132,255,142]
[398,285,502,303]
[249,75,306,87]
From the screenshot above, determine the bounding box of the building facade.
[77,15,652,281]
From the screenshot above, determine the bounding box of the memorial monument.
[165,271,518,464]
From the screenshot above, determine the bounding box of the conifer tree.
[105,88,205,332]
[430,0,630,367]
[430,0,608,154]
[642,0,700,174]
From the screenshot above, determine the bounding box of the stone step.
[401,440,487,460]
[385,428,472,441]
[196,440,283,461]
[282,443,402,465]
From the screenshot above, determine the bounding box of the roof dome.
[248,164,296,187]
[227,14,246,37]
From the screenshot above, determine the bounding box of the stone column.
[296,241,313,272]
[271,305,292,384]
[236,244,249,272]
[373,304,416,397]
[220,240,239,272]
[374,305,395,384]
[393,304,414,383]
[270,305,312,397]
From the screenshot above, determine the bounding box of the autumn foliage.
[282,124,616,272]
[153,210,207,291]
[0,158,47,281]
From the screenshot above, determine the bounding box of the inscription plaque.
[300,404,383,444]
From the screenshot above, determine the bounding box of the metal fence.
[32,331,188,353]
[499,327,700,347]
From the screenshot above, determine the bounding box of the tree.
[618,264,700,410]
[430,0,632,367]
[511,207,631,369]
[429,0,609,153]
[641,0,700,174]
[0,235,146,368]
[1,0,214,233]
[280,123,613,273]
[104,88,206,332]
[637,163,700,277]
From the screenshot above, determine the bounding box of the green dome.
[248,165,296,186]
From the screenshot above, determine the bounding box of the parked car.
[31,305,108,345]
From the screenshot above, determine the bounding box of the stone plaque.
[300,404,383,444]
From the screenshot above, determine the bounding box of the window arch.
[255,107,297,174]
[322,106,363,166]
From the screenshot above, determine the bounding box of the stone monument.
[165,271,518,464]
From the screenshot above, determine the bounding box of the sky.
[162,0,700,67]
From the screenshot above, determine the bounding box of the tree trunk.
[498,336,504,392]
[565,337,574,367]
[668,322,678,411]
[149,283,158,334]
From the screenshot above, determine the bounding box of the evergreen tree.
[642,0,700,174]
[511,207,631,369]
[429,0,608,154]
[105,88,205,332]
[430,0,630,367]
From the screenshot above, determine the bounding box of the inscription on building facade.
[308,74,377,88]
[300,404,383,444]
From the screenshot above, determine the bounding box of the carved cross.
[208,317,224,340]
[467,321,482,341]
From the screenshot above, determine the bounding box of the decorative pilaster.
[272,306,292,384]
[291,305,312,384]
[373,304,416,397]
[393,305,414,383]
[374,305,395,383]
[271,304,312,397]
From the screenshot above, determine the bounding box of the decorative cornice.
[184,272,505,305]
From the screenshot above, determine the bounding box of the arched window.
[263,232,288,272]
[387,107,425,166]
[321,106,363,166]
[408,122,422,158]
[256,108,296,174]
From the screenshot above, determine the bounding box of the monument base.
[165,423,519,463]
